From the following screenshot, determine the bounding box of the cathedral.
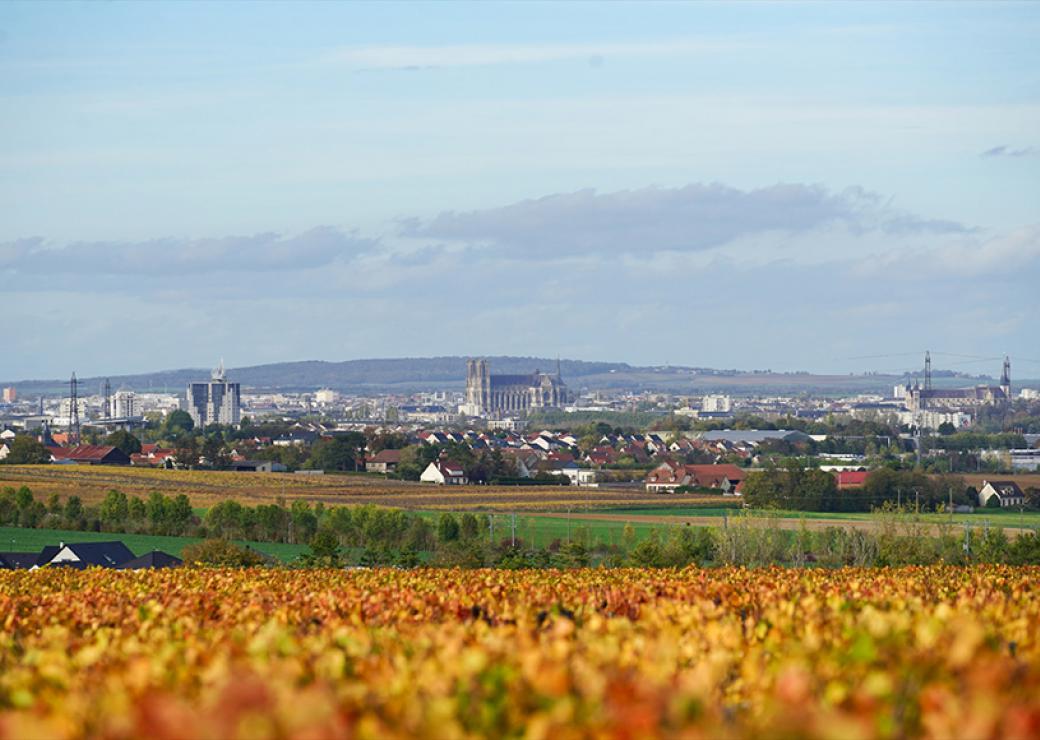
[902,355,1011,412]
[463,359,571,416]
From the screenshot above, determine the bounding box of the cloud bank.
[2,181,1036,378]
[0,227,375,275]
[401,183,970,258]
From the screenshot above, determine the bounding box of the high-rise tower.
[186,360,241,428]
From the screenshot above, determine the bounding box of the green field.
[418,510,690,547]
[0,526,309,563]
[593,506,1040,528]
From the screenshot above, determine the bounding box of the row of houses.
[0,541,182,570]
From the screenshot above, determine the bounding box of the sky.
[1,1,1038,381]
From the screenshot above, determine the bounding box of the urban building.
[2,387,15,403]
[702,394,732,413]
[902,355,1011,413]
[315,388,339,405]
[462,358,570,416]
[186,361,241,428]
[110,389,136,419]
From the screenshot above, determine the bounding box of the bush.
[304,529,342,567]
[627,537,663,567]
[713,513,789,566]
[182,539,270,567]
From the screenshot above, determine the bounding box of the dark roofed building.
[117,550,183,570]
[0,552,38,570]
[44,541,135,569]
[978,480,1026,508]
[34,545,61,568]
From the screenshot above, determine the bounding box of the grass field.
[0,526,308,562]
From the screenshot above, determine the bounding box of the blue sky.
[1,2,1038,380]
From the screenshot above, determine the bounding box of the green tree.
[168,494,195,535]
[174,433,199,468]
[99,490,129,531]
[306,529,342,566]
[2,436,51,465]
[460,513,481,541]
[307,433,366,472]
[62,495,84,524]
[15,486,33,510]
[206,500,248,539]
[437,513,460,543]
[128,496,147,523]
[201,435,230,469]
[103,430,142,455]
[163,410,195,436]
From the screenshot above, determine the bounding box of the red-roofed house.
[367,449,403,474]
[50,445,131,466]
[645,463,746,494]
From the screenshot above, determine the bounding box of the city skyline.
[1,2,1038,379]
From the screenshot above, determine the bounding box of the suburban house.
[496,449,544,478]
[49,445,131,466]
[645,463,746,494]
[543,458,580,485]
[44,541,136,569]
[977,480,1026,508]
[0,552,38,569]
[366,448,402,474]
[131,444,177,467]
[585,446,619,467]
[0,541,181,570]
[420,460,468,485]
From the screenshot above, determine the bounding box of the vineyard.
[1,566,1038,738]
[0,465,732,511]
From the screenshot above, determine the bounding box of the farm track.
[0,465,729,511]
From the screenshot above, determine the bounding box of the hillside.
[5,356,1029,397]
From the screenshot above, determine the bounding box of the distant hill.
[4,356,1033,398]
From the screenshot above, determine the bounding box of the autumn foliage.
[1,566,1038,738]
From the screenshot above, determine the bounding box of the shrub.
[182,539,270,567]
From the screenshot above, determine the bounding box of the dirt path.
[534,511,1035,538]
